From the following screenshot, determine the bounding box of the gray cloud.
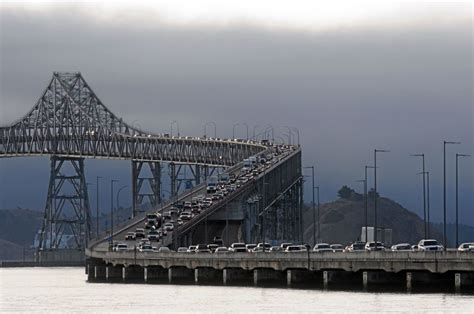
[0,5,472,225]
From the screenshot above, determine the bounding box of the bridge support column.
[406,271,452,292]
[194,267,222,284]
[122,266,144,282]
[168,267,193,283]
[363,271,404,290]
[287,269,321,286]
[106,265,122,281]
[144,266,168,283]
[253,268,284,285]
[323,270,360,289]
[93,265,106,281]
[455,273,474,293]
[223,268,253,285]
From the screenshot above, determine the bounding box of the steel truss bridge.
[0,72,303,259]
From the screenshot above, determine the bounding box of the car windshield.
[424,240,439,246]
[319,245,330,249]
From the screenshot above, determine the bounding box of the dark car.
[195,244,211,253]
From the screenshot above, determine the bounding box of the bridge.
[86,249,474,291]
[0,72,303,261]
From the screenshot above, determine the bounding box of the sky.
[0,1,472,226]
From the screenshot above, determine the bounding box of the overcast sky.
[0,1,472,226]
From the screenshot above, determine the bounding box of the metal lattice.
[0,72,266,165]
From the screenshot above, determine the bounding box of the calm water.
[1,267,473,313]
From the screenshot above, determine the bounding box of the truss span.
[0,72,266,166]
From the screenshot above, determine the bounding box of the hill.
[0,208,43,246]
[302,195,444,246]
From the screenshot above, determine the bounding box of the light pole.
[411,154,427,239]
[232,123,240,139]
[455,153,470,247]
[116,185,127,226]
[426,171,431,237]
[171,120,180,137]
[364,166,376,242]
[242,122,249,139]
[443,141,460,248]
[96,176,102,237]
[252,125,260,140]
[356,179,367,242]
[304,166,316,246]
[291,127,300,146]
[204,121,217,138]
[374,149,389,244]
[110,179,118,247]
[316,186,320,242]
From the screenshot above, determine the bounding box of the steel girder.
[0,72,266,165]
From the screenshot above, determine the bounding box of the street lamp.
[204,121,217,138]
[171,120,180,137]
[110,179,119,247]
[304,166,316,246]
[96,176,102,237]
[411,154,427,239]
[364,166,376,242]
[455,153,470,247]
[232,123,240,139]
[443,141,460,248]
[116,185,127,226]
[418,171,431,238]
[291,127,300,146]
[374,149,390,244]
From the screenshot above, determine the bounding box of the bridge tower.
[131,161,161,217]
[38,156,91,255]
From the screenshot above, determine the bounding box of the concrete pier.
[122,266,143,282]
[286,269,321,286]
[253,268,284,285]
[362,271,404,290]
[194,267,222,284]
[223,268,253,285]
[168,267,194,283]
[93,265,106,281]
[144,266,168,283]
[323,270,360,289]
[106,265,122,281]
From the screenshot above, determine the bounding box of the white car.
[365,241,385,251]
[177,247,188,253]
[163,223,174,232]
[114,243,128,252]
[158,246,171,253]
[313,243,333,252]
[417,239,444,251]
[457,243,474,252]
[391,243,412,251]
[330,244,344,252]
[214,247,229,253]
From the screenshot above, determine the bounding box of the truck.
[218,173,230,184]
[206,176,218,193]
[242,158,252,172]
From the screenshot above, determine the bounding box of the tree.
[337,185,354,199]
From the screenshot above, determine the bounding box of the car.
[214,247,229,253]
[195,244,211,253]
[411,244,419,251]
[418,239,444,251]
[230,243,247,253]
[125,232,135,241]
[114,243,128,252]
[458,243,474,252]
[163,223,174,232]
[254,243,271,251]
[269,246,282,252]
[280,243,293,250]
[158,246,171,253]
[139,244,153,252]
[148,230,160,241]
[285,245,305,252]
[313,243,333,252]
[135,228,146,238]
[345,242,366,252]
[365,241,385,251]
[177,247,188,253]
[330,244,344,252]
[246,244,257,252]
[391,243,412,251]
[177,218,183,226]
[207,244,219,253]
[187,245,197,253]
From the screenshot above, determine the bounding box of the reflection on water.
[1,268,473,313]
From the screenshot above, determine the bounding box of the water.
[1,268,473,313]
